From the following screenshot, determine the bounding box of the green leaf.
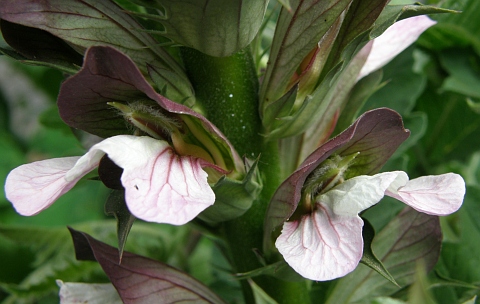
[408,262,437,304]
[325,207,442,304]
[440,48,480,99]
[466,98,480,114]
[0,131,25,207]
[38,105,72,133]
[369,297,406,304]
[391,112,427,158]
[129,0,268,57]
[360,220,399,287]
[0,225,104,303]
[462,296,478,304]
[361,47,427,116]
[248,279,279,304]
[416,89,480,164]
[437,186,480,298]
[422,0,480,54]
[430,271,480,290]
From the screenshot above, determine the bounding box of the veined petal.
[5,137,121,216]
[386,173,465,216]
[5,156,84,216]
[93,135,215,225]
[276,203,364,281]
[57,280,122,304]
[358,15,436,79]
[321,171,408,216]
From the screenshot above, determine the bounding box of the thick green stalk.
[181,48,310,304]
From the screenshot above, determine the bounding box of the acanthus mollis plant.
[0,0,466,303]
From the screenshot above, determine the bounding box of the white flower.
[276,171,465,281]
[5,135,221,225]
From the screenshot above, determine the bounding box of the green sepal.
[147,64,196,106]
[198,158,262,224]
[127,0,268,57]
[104,189,136,262]
[263,62,343,140]
[360,219,399,287]
[262,84,298,133]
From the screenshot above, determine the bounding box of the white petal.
[358,15,436,79]
[57,280,122,304]
[276,203,364,281]
[5,157,82,215]
[320,171,407,216]
[4,136,123,216]
[386,173,465,215]
[94,135,215,225]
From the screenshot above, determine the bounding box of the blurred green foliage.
[0,0,479,303]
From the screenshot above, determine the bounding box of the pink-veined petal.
[5,157,82,216]
[92,135,215,225]
[358,15,436,79]
[386,173,465,216]
[321,171,407,216]
[276,203,364,281]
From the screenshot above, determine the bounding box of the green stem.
[181,48,310,304]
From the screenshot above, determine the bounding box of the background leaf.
[69,228,227,304]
